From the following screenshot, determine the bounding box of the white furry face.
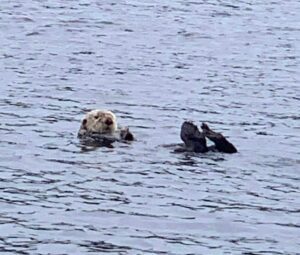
[79,110,117,135]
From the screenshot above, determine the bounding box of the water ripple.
[0,0,299,254]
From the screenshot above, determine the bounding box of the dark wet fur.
[78,128,134,148]
[180,121,237,153]
[201,123,237,153]
[120,127,134,141]
[180,122,208,153]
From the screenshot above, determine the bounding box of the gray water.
[0,0,299,254]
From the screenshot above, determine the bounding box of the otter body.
[77,110,237,153]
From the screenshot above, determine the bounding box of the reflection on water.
[0,0,299,254]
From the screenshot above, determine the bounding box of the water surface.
[0,0,299,254]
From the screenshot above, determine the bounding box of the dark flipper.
[180,121,208,153]
[201,123,237,153]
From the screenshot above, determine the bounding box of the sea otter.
[78,109,134,146]
[179,121,237,153]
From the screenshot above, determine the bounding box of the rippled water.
[1,0,299,254]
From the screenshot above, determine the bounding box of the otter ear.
[82,119,87,129]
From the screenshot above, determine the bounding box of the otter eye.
[94,115,99,119]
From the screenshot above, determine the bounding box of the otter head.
[79,109,117,136]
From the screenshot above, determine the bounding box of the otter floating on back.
[77,111,237,153]
[78,109,134,146]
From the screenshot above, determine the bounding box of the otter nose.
[105,118,113,126]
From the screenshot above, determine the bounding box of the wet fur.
[180,121,237,153]
[78,110,134,146]
[78,110,117,137]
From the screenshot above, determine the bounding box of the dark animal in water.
[180,121,237,153]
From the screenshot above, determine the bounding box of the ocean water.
[0,0,299,254]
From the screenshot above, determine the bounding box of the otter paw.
[120,127,134,141]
